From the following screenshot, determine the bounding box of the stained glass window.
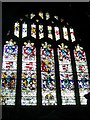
[22,22,27,38]
[21,41,37,105]
[63,26,69,41]
[31,23,36,39]
[39,24,44,39]
[70,28,75,42]
[1,39,18,105]
[41,42,57,105]
[74,44,90,105]
[54,26,60,41]
[2,11,90,107]
[14,22,20,38]
[58,43,76,105]
[47,26,53,39]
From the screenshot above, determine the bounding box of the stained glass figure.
[58,43,76,105]
[21,41,37,105]
[46,12,50,20]
[47,26,53,39]
[41,42,57,105]
[1,39,18,105]
[39,25,44,39]
[70,28,75,42]
[74,44,90,105]
[54,26,60,41]
[14,22,20,38]
[22,23,27,38]
[63,26,69,41]
[39,11,44,19]
[31,24,36,39]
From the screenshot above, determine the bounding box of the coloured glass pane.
[22,23,27,38]
[46,12,50,20]
[70,28,75,42]
[14,22,19,38]
[54,26,60,41]
[31,24,36,39]
[47,26,53,39]
[39,11,44,19]
[39,25,44,39]
[63,27,69,40]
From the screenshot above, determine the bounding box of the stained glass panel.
[47,26,53,39]
[63,27,69,41]
[1,40,18,105]
[58,43,76,105]
[14,22,19,38]
[41,42,57,105]
[70,28,75,42]
[22,23,27,38]
[54,26,60,41]
[21,41,37,105]
[31,24,36,39]
[39,25,44,39]
[74,44,90,105]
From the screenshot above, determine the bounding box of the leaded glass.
[74,44,90,105]
[63,26,69,41]
[70,28,75,42]
[22,22,27,38]
[47,26,53,39]
[21,41,37,105]
[41,42,57,105]
[39,11,44,19]
[31,24,36,39]
[14,22,19,38]
[46,12,50,20]
[58,43,76,105]
[1,39,18,105]
[54,26,60,41]
[39,25,44,39]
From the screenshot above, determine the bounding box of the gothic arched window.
[1,11,90,106]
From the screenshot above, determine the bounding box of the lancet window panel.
[1,39,18,105]
[41,42,57,105]
[74,44,90,105]
[21,41,37,106]
[58,43,76,105]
